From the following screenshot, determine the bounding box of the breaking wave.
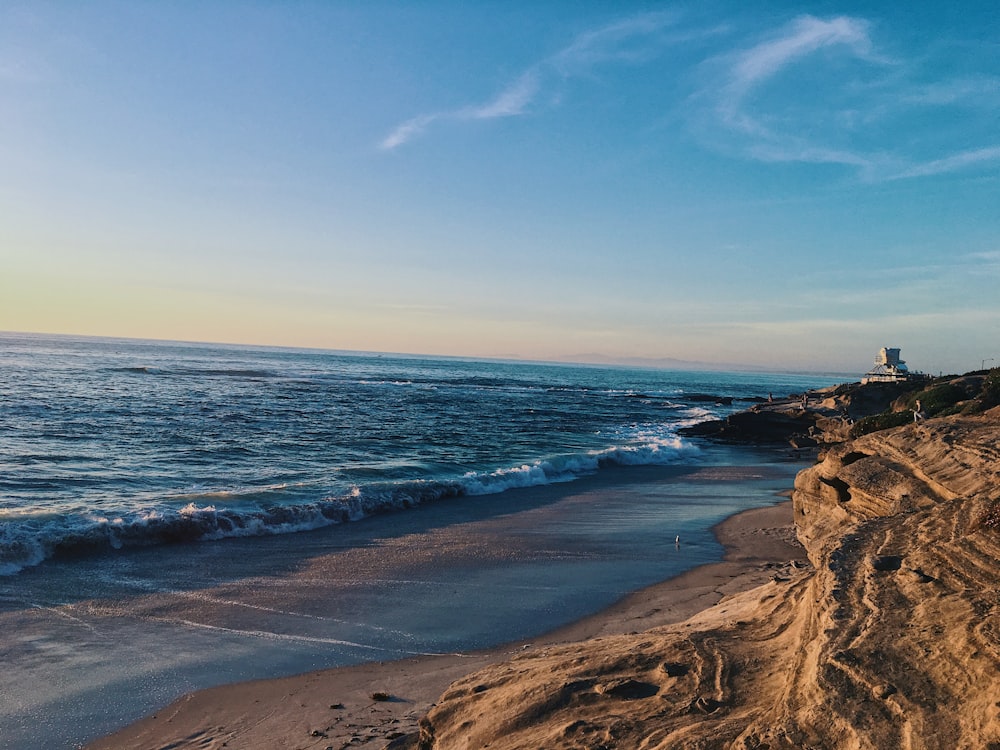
[0,436,698,576]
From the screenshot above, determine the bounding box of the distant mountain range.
[539,352,854,377]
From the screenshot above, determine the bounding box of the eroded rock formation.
[401,411,1000,749]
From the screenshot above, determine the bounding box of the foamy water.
[0,334,846,748]
[0,332,840,575]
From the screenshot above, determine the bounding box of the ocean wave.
[463,436,698,494]
[110,366,278,379]
[0,436,699,576]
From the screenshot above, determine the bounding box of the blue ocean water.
[0,332,840,576]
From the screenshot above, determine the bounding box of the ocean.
[0,333,841,748]
[0,332,837,576]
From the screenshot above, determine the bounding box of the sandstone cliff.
[402,411,1000,750]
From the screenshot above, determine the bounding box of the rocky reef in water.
[680,371,998,449]
[397,376,1000,749]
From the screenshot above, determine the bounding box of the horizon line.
[1,329,859,379]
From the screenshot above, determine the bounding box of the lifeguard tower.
[862,347,910,384]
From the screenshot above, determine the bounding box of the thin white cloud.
[959,250,1000,277]
[462,71,540,120]
[549,11,680,73]
[379,303,452,313]
[692,16,889,177]
[378,73,539,151]
[379,12,680,151]
[380,114,441,151]
[0,54,44,85]
[731,15,875,91]
[966,250,1000,263]
[902,76,1000,106]
[381,10,1000,188]
[0,62,21,81]
[746,141,873,169]
[890,145,1000,179]
[716,14,882,137]
[701,15,999,182]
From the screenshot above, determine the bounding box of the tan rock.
[88,410,1000,750]
[408,414,1000,749]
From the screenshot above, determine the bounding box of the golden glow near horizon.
[2,4,998,374]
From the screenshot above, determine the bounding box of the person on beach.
[913,399,926,422]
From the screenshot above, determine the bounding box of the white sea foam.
[461,433,699,496]
[0,335,847,578]
[0,435,700,575]
[145,616,430,654]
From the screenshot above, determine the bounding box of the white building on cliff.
[862,347,910,384]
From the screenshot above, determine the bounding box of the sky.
[1,1,998,375]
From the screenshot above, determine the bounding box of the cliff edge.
[402,409,1000,749]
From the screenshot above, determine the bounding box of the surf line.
[144,616,471,658]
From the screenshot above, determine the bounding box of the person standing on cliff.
[913,399,926,422]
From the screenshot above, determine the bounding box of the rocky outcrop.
[679,405,822,444]
[785,413,1000,749]
[678,381,918,446]
[403,411,1000,749]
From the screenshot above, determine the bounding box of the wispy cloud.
[889,145,1000,179]
[966,250,1000,263]
[960,250,1000,276]
[380,71,541,151]
[901,76,1000,107]
[0,53,44,85]
[463,71,539,120]
[379,12,680,151]
[380,114,440,152]
[711,14,885,164]
[549,11,680,73]
[703,16,1000,182]
[729,15,876,93]
[746,141,873,168]
[697,14,1000,182]
[382,10,1000,185]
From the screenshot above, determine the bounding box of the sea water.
[0,332,838,576]
[0,333,842,748]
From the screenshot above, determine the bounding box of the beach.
[86,382,1000,749]
[86,494,807,750]
[5,2,997,745]
[1,444,811,750]
[2,336,849,749]
[19,336,997,748]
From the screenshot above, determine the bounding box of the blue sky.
[1,1,998,374]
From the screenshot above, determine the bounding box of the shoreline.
[87,498,807,750]
[78,380,1000,748]
[3,448,807,750]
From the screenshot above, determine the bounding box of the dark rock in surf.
[679,408,819,445]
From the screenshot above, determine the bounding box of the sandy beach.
[86,387,1000,749]
[6,0,997,743]
[0,443,808,750]
[87,498,807,750]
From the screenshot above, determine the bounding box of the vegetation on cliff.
[850,369,999,438]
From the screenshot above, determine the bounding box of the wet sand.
[0,446,807,749]
[86,498,807,750]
